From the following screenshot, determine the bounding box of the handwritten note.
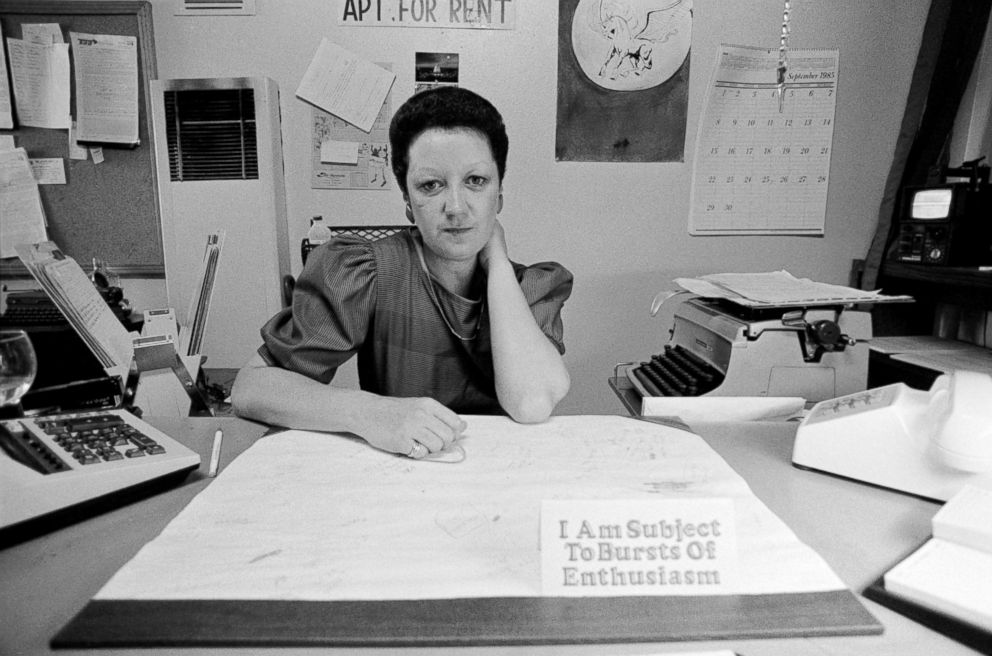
[5,37,71,129]
[29,157,66,184]
[296,39,395,132]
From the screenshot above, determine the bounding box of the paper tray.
[620,364,806,422]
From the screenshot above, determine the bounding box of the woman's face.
[405,127,501,267]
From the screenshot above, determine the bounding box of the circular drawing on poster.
[571,0,692,92]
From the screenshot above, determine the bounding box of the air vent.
[175,0,256,16]
[164,88,258,181]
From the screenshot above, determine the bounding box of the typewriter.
[619,296,873,405]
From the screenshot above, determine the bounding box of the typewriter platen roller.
[622,297,872,404]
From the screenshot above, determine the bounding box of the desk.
[0,414,982,655]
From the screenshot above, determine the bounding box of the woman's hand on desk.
[231,355,465,458]
[352,396,466,458]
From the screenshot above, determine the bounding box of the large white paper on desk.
[96,415,844,601]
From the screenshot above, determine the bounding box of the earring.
[405,204,414,223]
[497,194,503,214]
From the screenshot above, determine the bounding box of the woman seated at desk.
[232,87,573,460]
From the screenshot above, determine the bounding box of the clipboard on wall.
[0,0,163,279]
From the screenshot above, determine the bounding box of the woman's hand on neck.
[478,220,509,273]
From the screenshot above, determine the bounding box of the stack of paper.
[15,242,134,382]
[882,484,992,633]
[870,336,992,378]
[673,270,913,308]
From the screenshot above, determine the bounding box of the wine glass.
[0,330,37,417]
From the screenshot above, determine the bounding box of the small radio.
[895,161,991,266]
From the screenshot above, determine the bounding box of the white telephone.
[792,370,992,502]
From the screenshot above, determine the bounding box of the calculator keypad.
[36,414,167,465]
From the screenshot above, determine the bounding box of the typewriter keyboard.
[0,303,67,326]
[630,345,725,397]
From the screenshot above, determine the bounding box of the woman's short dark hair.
[389,87,508,195]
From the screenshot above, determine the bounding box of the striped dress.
[258,228,573,414]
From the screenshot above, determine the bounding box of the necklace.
[414,239,485,342]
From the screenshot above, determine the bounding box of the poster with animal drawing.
[556,0,692,162]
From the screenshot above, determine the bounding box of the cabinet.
[868,262,992,389]
[873,263,992,335]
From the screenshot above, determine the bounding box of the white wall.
[128,0,928,414]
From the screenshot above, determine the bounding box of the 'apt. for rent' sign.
[338,0,515,29]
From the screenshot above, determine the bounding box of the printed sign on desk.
[541,498,738,596]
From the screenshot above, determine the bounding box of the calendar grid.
[689,45,839,235]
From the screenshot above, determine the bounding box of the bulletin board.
[0,0,162,278]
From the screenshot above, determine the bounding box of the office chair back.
[283,225,408,308]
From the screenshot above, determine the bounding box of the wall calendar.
[689,44,839,235]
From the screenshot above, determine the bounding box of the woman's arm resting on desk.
[482,223,570,424]
[230,354,465,456]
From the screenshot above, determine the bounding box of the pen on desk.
[208,429,223,477]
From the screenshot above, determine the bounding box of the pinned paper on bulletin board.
[5,36,70,129]
[310,63,394,190]
[69,32,140,145]
[296,39,395,133]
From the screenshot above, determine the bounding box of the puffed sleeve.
[258,236,377,383]
[515,261,573,354]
